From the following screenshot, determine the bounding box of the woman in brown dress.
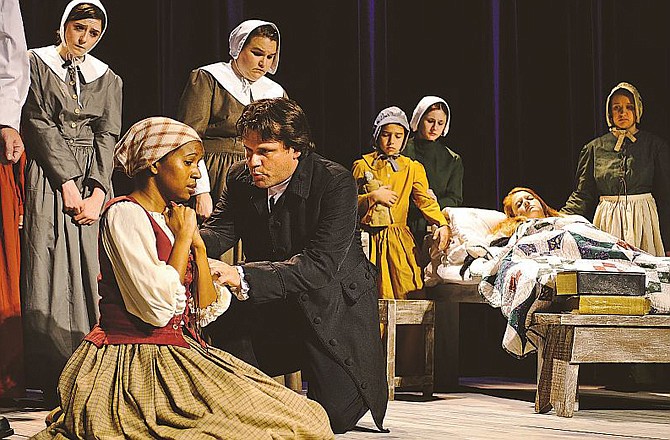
[178,19,286,222]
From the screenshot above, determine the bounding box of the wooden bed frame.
[533,312,670,417]
[426,282,488,390]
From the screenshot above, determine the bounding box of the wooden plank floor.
[3,378,670,439]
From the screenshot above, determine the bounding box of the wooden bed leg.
[535,325,578,417]
[285,371,302,393]
[423,303,435,398]
[443,301,460,390]
[554,363,579,417]
[535,326,551,413]
[384,300,397,401]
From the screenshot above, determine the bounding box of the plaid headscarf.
[114,117,201,177]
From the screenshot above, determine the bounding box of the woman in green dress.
[404,96,463,246]
[561,82,670,257]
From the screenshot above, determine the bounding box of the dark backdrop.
[19,0,670,211]
[17,0,670,382]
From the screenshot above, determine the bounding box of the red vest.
[85,196,200,348]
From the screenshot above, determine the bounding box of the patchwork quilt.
[471,215,670,357]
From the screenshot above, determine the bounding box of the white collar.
[268,175,292,199]
[32,45,108,83]
[200,61,284,105]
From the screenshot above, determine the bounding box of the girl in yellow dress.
[352,107,451,299]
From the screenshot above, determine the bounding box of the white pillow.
[444,207,506,264]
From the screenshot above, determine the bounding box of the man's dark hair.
[237,97,315,154]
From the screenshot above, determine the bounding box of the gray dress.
[20,49,122,399]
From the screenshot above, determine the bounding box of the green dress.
[562,130,670,252]
[404,137,463,244]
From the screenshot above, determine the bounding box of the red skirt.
[0,154,24,398]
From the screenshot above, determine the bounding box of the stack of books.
[554,270,650,315]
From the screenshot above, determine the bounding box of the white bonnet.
[410,95,451,137]
[605,82,643,128]
[229,19,280,75]
[60,0,108,54]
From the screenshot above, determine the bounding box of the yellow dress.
[352,152,448,299]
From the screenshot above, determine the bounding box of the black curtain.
[19,0,670,211]
[498,0,670,213]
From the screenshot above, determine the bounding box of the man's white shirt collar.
[267,175,291,211]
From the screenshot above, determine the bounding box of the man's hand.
[194,192,213,221]
[208,258,241,290]
[61,180,83,217]
[370,185,398,207]
[1,126,25,164]
[432,225,452,252]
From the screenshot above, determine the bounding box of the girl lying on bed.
[425,187,565,283]
[455,187,670,357]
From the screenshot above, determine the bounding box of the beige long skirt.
[593,193,665,256]
[32,336,334,440]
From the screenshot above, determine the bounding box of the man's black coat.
[201,151,387,430]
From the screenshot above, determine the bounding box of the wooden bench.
[533,312,670,417]
[378,299,435,400]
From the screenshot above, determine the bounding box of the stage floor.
[3,377,670,439]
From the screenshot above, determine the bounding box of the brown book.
[562,295,651,315]
[555,270,645,296]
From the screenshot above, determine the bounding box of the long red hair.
[493,187,562,236]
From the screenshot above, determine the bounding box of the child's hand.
[370,185,398,207]
[432,225,452,252]
[61,180,84,217]
[74,188,106,225]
